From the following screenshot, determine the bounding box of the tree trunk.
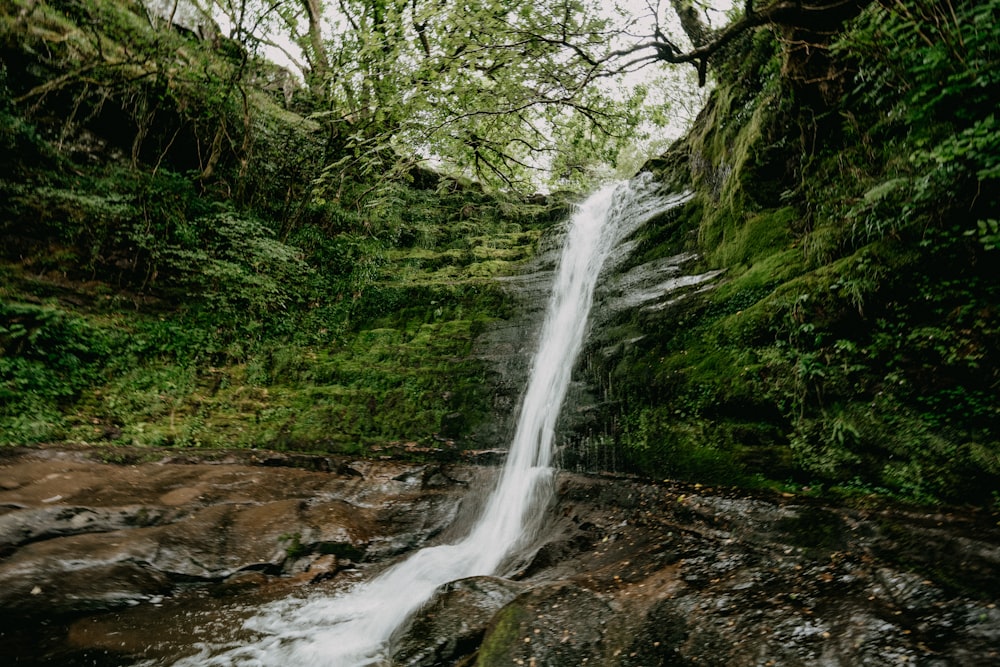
[668,0,710,47]
[302,0,331,100]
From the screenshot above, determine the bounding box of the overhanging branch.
[613,0,870,86]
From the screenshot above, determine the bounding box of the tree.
[181,0,874,195]
[304,0,647,193]
[607,1,871,86]
[313,1,882,193]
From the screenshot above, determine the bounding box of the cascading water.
[174,175,690,667]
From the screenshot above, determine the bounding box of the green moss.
[708,207,797,268]
[618,408,752,487]
[0,159,543,451]
[475,602,530,667]
[581,8,1000,507]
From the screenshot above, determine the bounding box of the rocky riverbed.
[1,446,998,665]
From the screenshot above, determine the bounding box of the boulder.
[392,576,526,666]
[475,583,614,667]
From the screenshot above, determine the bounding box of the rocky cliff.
[561,7,1000,506]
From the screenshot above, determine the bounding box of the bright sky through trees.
[180,0,736,189]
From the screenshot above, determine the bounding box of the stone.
[393,576,526,666]
[214,570,270,596]
[306,554,340,583]
[475,583,614,667]
[0,560,171,614]
[1,450,999,666]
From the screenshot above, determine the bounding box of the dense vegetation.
[0,0,568,452]
[2,0,998,506]
[586,0,1000,505]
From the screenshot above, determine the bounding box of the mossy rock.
[475,583,613,667]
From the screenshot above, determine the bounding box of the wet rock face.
[392,576,526,666]
[470,223,566,447]
[1,449,998,666]
[471,194,727,462]
[475,583,614,667]
[483,477,1000,667]
[0,448,475,622]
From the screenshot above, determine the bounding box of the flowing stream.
[176,176,689,667]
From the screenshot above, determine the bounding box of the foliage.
[204,0,743,195]
[0,159,551,447]
[840,0,1000,247]
[299,0,646,193]
[0,303,115,443]
[3,0,999,510]
[0,0,566,452]
[580,0,1000,506]
[164,208,315,322]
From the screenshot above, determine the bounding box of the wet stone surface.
[1,447,998,665]
[392,575,527,666]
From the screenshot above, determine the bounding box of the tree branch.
[612,0,869,86]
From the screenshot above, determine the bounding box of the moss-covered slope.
[0,0,565,454]
[581,3,1000,505]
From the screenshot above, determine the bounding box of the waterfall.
[176,175,690,667]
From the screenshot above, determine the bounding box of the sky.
[608,1,737,163]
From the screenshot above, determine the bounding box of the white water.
[174,176,689,667]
